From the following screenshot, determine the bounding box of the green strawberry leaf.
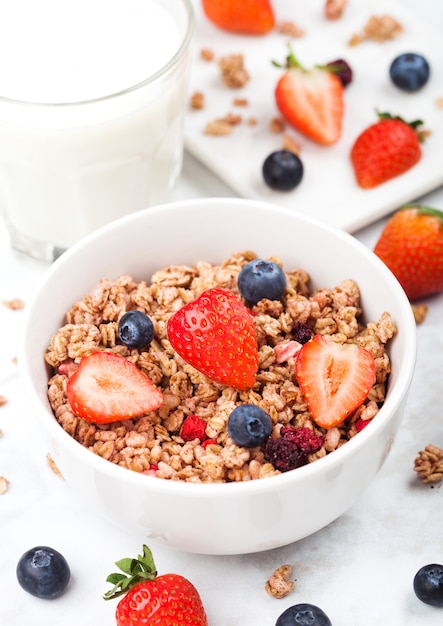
[103,545,158,601]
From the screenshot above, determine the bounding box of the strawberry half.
[374,204,443,300]
[167,288,258,390]
[274,48,344,145]
[66,351,163,424]
[295,334,376,429]
[350,112,426,189]
[202,0,275,35]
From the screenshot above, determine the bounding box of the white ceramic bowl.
[20,198,416,555]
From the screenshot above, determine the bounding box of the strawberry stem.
[375,110,429,142]
[401,204,443,223]
[272,44,304,71]
[103,545,158,600]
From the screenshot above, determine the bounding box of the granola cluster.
[45,252,396,484]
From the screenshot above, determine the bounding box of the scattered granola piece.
[0,476,9,495]
[278,20,305,37]
[233,97,248,107]
[414,445,443,484]
[47,453,64,478]
[218,54,250,88]
[411,303,428,324]
[349,15,403,46]
[282,134,302,156]
[0,395,7,407]
[436,98,443,108]
[265,564,295,599]
[190,91,205,110]
[2,298,25,310]
[269,117,286,134]
[204,119,233,136]
[247,117,258,126]
[200,48,215,62]
[325,0,347,20]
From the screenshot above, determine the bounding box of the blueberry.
[118,310,154,349]
[389,53,430,92]
[238,259,287,304]
[17,546,71,599]
[227,404,272,447]
[413,563,443,607]
[263,150,304,191]
[276,603,332,626]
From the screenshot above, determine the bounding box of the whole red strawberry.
[274,47,344,146]
[374,205,443,301]
[104,545,208,626]
[202,0,275,35]
[351,112,426,189]
[167,287,258,390]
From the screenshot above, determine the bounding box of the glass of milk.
[0,0,194,260]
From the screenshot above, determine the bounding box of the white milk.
[0,0,194,258]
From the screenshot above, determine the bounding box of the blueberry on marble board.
[413,563,443,607]
[389,52,430,92]
[276,603,332,626]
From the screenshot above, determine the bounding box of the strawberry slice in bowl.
[295,334,376,429]
[66,351,164,424]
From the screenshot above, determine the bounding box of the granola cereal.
[278,21,305,38]
[265,564,295,599]
[414,445,443,484]
[218,54,250,88]
[190,91,205,110]
[45,252,396,484]
[0,476,8,495]
[348,15,403,46]
[325,0,347,20]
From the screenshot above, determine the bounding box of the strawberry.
[373,205,443,301]
[202,0,275,35]
[104,544,208,626]
[180,414,208,442]
[274,48,344,145]
[294,334,376,429]
[167,288,258,390]
[66,351,163,424]
[350,112,426,189]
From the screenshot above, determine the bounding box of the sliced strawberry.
[274,49,344,145]
[66,352,163,424]
[167,288,258,390]
[294,334,376,428]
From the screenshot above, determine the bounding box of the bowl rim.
[19,197,417,497]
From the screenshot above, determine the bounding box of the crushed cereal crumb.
[269,117,286,134]
[190,91,205,110]
[0,395,7,407]
[218,54,250,88]
[282,134,302,156]
[233,98,248,107]
[47,453,64,478]
[325,0,348,20]
[278,21,305,37]
[2,298,25,310]
[247,117,258,126]
[348,15,403,46]
[265,564,295,598]
[0,476,8,495]
[436,98,443,108]
[200,48,215,62]
[204,119,233,136]
[411,303,428,325]
[414,445,443,484]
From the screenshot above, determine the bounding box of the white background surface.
[1,1,443,624]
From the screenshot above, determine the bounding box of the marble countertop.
[2,2,443,624]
